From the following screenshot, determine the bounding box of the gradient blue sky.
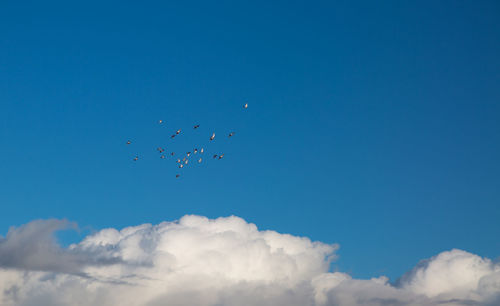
[1,1,499,280]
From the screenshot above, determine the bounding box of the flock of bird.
[126,103,248,178]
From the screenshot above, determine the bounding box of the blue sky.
[0,0,499,281]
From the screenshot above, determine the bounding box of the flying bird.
[125,107,247,174]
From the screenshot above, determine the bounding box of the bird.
[124,104,249,176]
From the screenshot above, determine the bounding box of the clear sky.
[0,1,499,281]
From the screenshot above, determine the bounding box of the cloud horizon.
[0,215,499,306]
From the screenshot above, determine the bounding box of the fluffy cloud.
[0,219,120,276]
[397,249,500,301]
[0,215,498,306]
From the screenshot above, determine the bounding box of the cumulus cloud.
[0,219,120,276]
[397,249,500,301]
[0,215,498,306]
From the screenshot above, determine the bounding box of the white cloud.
[397,249,500,301]
[0,215,499,306]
